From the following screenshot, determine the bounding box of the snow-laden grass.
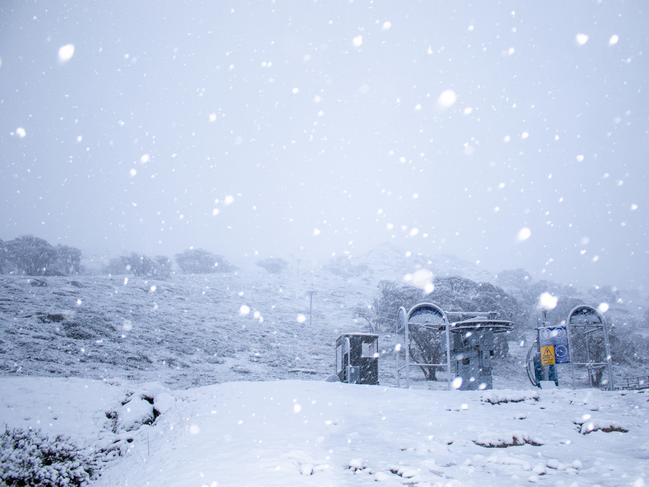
[0,268,377,387]
[1,377,647,486]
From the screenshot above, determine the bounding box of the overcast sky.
[1,1,648,290]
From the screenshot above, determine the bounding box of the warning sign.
[541,345,556,366]
[539,326,571,364]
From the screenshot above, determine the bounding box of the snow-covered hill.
[1,377,648,486]
[0,267,376,387]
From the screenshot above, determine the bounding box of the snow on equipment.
[335,333,379,384]
[395,303,512,390]
[526,304,613,390]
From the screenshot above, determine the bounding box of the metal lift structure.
[395,302,513,390]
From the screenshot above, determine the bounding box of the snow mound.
[481,390,540,405]
[573,417,629,434]
[107,392,162,433]
[473,432,543,448]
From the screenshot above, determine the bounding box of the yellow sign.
[541,345,556,366]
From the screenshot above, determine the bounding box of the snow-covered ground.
[1,376,647,486]
[2,249,648,485]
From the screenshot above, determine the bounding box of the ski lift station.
[334,302,513,390]
[394,303,513,390]
[334,302,619,391]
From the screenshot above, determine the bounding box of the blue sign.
[539,326,570,364]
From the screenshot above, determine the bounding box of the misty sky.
[1,1,648,289]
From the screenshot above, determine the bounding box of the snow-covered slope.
[0,265,381,388]
[2,377,647,486]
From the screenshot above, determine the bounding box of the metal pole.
[566,323,576,389]
[586,332,592,387]
[602,320,614,390]
[396,307,406,388]
[445,320,452,390]
[396,342,400,388]
[405,320,410,388]
[307,290,315,327]
[345,337,352,384]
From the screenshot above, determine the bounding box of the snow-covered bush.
[51,245,82,275]
[4,236,58,276]
[325,255,370,278]
[0,428,98,486]
[1,236,82,276]
[256,257,288,274]
[105,253,172,278]
[175,248,235,274]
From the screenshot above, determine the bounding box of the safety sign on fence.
[540,345,556,366]
[539,326,571,365]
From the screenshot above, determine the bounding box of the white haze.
[1,1,648,290]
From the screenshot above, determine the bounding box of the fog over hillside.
[2,1,649,290]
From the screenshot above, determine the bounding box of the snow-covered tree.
[4,235,58,276]
[175,248,235,274]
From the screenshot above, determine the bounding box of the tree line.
[0,235,239,278]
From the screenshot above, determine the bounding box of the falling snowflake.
[15,127,26,138]
[296,314,306,324]
[239,304,251,316]
[58,43,75,63]
[576,33,589,46]
[538,292,558,311]
[352,35,363,47]
[517,227,532,241]
[403,269,434,294]
[437,89,457,108]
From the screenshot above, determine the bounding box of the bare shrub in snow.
[0,428,97,486]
